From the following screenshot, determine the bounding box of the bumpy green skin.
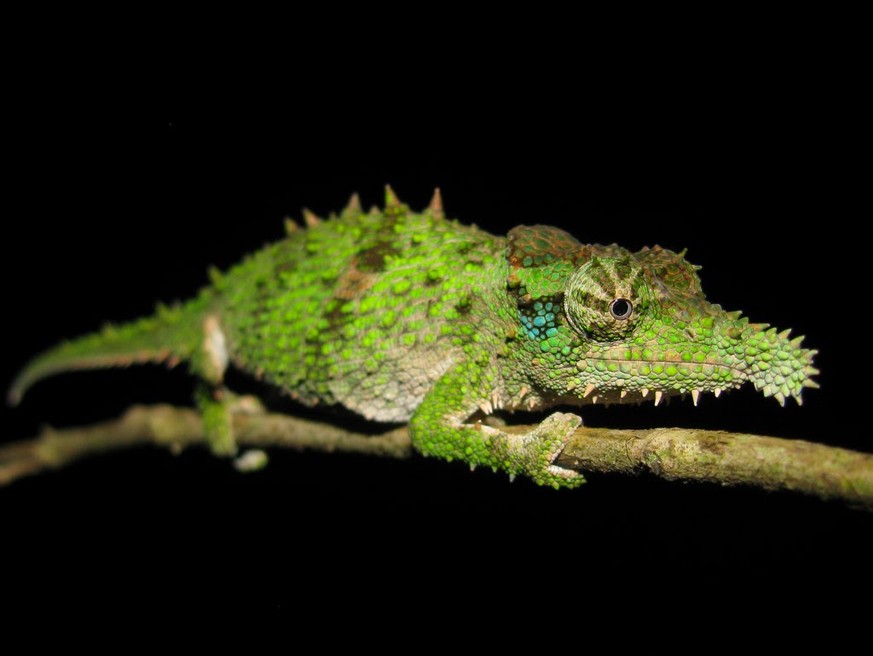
[9,190,819,488]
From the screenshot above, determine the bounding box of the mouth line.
[558,385,732,409]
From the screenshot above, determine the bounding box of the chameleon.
[8,187,819,488]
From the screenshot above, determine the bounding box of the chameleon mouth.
[575,357,743,406]
[574,375,737,408]
[574,320,820,407]
[578,347,819,407]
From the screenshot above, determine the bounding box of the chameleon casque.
[9,188,819,488]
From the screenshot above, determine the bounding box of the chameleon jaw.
[575,383,740,407]
[572,362,819,407]
[570,327,819,408]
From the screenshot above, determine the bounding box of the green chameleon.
[9,188,819,488]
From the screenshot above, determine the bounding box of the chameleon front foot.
[411,398,585,489]
[483,412,585,489]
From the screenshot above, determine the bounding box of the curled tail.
[8,300,210,406]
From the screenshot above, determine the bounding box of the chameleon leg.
[409,365,585,489]
[195,384,237,457]
[191,314,236,457]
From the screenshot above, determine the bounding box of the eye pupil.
[610,298,633,320]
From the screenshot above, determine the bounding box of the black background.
[2,109,869,619]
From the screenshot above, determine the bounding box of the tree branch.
[554,426,873,508]
[2,404,871,510]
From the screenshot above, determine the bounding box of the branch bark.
[2,404,871,510]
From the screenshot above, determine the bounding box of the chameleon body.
[9,189,819,488]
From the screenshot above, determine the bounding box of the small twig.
[1,404,871,510]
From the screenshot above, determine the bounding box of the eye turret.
[564,256,652,341]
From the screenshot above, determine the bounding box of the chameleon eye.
[564,258,650,341]
[609,298,633,320]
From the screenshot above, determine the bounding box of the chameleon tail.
[8,299,209,406]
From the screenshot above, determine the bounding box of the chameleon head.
[507,227,819,407]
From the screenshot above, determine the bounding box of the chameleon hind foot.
[195,385,237,457]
